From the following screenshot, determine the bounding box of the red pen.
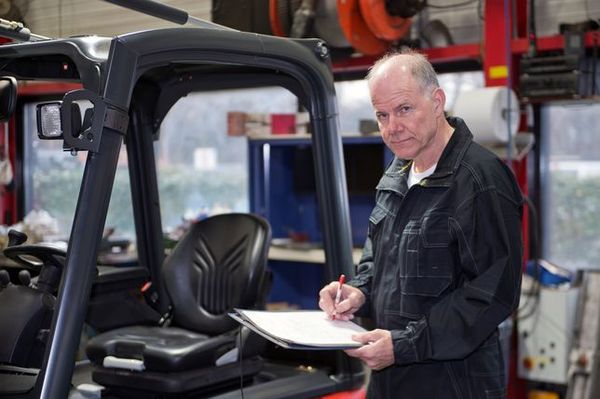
[335,274,345,306]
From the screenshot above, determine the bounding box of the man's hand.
[319,281,365,321]
[345,329,394,370]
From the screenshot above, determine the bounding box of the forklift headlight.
[36,102,63,139]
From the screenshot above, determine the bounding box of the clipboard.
[229,309,366,350]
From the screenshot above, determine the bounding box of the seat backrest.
[162,213,271,335]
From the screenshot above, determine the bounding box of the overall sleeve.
[346,235,374,318]
[391,186,523,365]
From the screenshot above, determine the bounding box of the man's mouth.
[390,138,412,145]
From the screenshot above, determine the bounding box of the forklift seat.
[86,213,272,395]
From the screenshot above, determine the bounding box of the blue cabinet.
[248,134,392,308]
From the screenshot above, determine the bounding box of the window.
[22,86,298,245]
[22,101,134,244]
[155,87,297,237]
[540,101,600,271]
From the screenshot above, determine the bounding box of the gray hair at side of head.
[366,48,440,93]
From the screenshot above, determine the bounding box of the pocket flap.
[401,276,452,297]
[369,205,388,225]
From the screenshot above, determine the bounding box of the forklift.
[0,1,364,398]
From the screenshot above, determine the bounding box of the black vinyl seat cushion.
[86,325,236,372]
[85,213,272,394]
[91,357,264,395]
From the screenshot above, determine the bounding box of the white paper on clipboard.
[229,309,366,350]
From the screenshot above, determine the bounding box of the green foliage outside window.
[545,172,600,270]
[33,165,247,242]
[33,166,133,239]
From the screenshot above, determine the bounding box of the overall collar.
[428,116,473,179]
[378,117,473,192]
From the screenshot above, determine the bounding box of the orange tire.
[336,0,388,56]
[359,0,411,41]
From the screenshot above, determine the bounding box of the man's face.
[369,64,443,164]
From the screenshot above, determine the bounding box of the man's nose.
[388,114,404,134]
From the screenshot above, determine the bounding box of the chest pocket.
[399,213,453,297]
[421,212,453,277]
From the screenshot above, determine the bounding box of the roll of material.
[452,87,519,144]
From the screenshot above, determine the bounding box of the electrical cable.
[528,0,537,57]
[239,326,245,399]
[515,194,542,321]
[427,0,478,9]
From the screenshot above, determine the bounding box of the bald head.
[365,48,452,170]
[367,50,439,95]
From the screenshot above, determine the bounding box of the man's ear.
[432,87,446,116]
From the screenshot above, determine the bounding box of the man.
[319,49,523,398]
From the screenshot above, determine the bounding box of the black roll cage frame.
[0,25,357,399]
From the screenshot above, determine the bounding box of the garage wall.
[24,0,213,38]
[16,0,600,47]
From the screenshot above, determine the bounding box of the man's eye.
[399,106,411,113]
[376,113,387,122]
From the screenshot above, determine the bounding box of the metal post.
[37,130,124,399]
